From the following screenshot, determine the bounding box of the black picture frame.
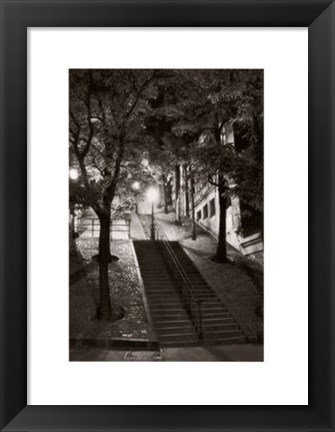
[1,0,334,431]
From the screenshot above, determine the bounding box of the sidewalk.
[70,343,263,361]
[130,212,147,240]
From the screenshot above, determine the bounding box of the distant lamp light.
[146,187,159,202]
[133,181,140,190]
[147,187,159,240]
[69,168,79,180]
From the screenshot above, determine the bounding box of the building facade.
[174,124,263,264]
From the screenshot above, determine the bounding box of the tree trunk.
[174,165,181,223]
[190,174,197,241]
[98,210,111,319]
[184,165,190,215]
[69,211,76,255]
[216,179,228,262]
[162,174,169,214]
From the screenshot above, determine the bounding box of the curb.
[70,337,160,351]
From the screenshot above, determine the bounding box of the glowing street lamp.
[69,167,79,239]
[69,168,79,181]
[132,181,140,214]
[146,187,159,240]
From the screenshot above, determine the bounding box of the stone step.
[150,308,187,315]
[156,325,195,335]
[160,340,200,348]
[154,319,193,327]
[200,305,226,310]
[192,292,216,296]
[201,317,235,324]
[143,286,175,291]
[203,335,246,345]
[144,283,177,287]
[152,317,190,323]
[200,299,223,305]
[194,293,218,298]
[158,332,199,342]
[203,329,244,339]
[149,300,184,305]
[201,312,231,319]
[146,291,178,296]
[144,281,175,285]
[202,312,235,322]
[141,282,173,286]
[149,302,183,309]
[146,290,179,295]
[147,293,179,299]
[151,310,189,317]
[133,239,246,348]
[152,314,190,322]
[148,300,182,306]
[202,322,239,331]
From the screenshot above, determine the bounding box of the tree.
[144,79,184,217]
[156,69,263,262]
[231,71,264,238]
[69,69,157,319]
[146,75,201,226]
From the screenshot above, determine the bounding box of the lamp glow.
[69,168,79,180]
[146,187,159,202]
[146,187,159,240]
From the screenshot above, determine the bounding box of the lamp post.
[146,187,159,240]
[69,167,79,253]
[132,181,140,214]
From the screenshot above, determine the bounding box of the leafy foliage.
[150,69,264,214]
[69,69,159,318]
[69,69,159,215]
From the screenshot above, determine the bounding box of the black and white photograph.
[69,69,264,361]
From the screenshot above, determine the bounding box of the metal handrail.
[77,217,131,238]
[154,224,203,340]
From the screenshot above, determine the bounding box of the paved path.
[130,213,147,240]
[70,343,263,361]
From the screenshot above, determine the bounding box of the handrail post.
[197,299,203,340]
[150,201,155,240]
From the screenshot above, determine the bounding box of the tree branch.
[124,71,157,122]
[81,71,94,158]
[208,174,219,187]
[105,135,126,201]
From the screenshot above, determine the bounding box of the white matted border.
[28,28,308,405]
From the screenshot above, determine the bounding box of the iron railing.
[153,224,203,340]
[76,217,131,239]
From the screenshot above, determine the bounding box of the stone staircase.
[168,241,245,345]
[133,240,245,347]
[133,240,199,347]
